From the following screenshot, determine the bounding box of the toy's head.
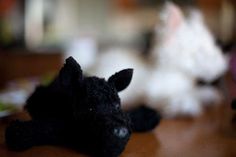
[56,57,133,156]
[153,2,227,82]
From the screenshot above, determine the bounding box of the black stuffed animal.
[5,57,160,157]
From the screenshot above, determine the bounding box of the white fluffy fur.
[75,2,227,117]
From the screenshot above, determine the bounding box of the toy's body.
[85,2,227,117]
[5,57,160,157]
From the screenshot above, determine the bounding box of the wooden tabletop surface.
[0,103,236,157]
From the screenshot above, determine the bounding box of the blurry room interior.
[0,0,236,156]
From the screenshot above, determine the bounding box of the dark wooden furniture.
[0,51,62,88]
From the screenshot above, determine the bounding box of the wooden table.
[0,103,236,157]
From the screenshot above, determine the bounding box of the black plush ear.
[55,56,83,89]
[108,69,133,92]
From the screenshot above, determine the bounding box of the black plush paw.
[127,106,161,132]
[5,120,34,151]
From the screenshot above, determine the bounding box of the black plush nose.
[113,127,129,138]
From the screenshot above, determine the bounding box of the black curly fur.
[5,56,160,157]
[231,99,236,110]
[5,120,67,150]
[127,105,161,132]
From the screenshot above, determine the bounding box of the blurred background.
[0,0,235,117]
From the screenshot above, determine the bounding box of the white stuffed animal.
[78,2,227,117]
[145,2,227,116]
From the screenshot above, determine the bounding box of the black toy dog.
[5,57,160,157]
